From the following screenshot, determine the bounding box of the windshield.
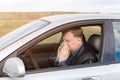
[0,19,50,51]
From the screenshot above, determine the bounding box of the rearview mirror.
[3,57,25,78]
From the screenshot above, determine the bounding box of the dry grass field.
[0,12,78,37]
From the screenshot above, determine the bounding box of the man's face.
[62,31,82,53]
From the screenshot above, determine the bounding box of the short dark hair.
[62,27,84,42]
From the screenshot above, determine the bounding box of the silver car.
[0,14,120,80]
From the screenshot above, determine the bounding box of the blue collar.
[71,44,83,57]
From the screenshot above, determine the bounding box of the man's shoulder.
[79,44,97,57]
[74,45,98,64]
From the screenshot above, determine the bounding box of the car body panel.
[41,14,120,22]
[2,63,120,80]
[0,65,110,80]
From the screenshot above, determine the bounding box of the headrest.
[87,34,101,53]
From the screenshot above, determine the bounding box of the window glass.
[113,22,120,60]
[0,20,50,50]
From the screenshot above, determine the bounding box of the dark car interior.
[18,43,59,70]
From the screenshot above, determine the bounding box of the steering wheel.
[24,49,40,69]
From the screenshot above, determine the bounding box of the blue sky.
[0,0,120,13]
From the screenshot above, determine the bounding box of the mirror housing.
[3,57,25,78]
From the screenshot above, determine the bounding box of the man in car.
[55,27,97,66]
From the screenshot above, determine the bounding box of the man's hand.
[56,41,70,62]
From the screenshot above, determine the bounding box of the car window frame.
[0,19,113,75]
[101,19,115,63]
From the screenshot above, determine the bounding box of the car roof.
[41,13,120,22]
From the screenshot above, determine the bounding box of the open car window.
[18,25,102,71]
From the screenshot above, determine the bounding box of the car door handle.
[81,78,95,80]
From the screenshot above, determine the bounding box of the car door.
[23,64,109,80]
[18,20,110,80]
[0,64,110,80]
[108,20,120,80]
[0,20,111,80]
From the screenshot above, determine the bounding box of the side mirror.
[3,57,25,78]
